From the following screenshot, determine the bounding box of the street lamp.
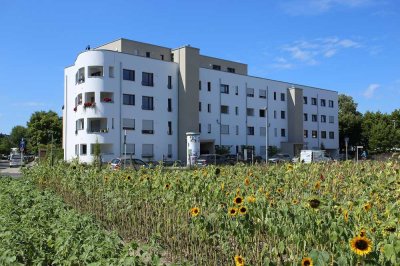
[264,107,269,163]
[344,137,349,161]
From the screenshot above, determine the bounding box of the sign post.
[356,145,363,162]
[344,137,349,161]
[19,138,26,167]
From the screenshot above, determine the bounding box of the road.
[0,160,22,178]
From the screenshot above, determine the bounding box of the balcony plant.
[83,102,96,108]
[103,97,112,103]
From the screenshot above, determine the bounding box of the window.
[199,123,201,133]
[304,130,308,138]
[75,93,82,106]
[75,144,79,156]
[123,69,135,81]
[161,55,164,60]
[199,80,202,90]
[235,106,239,115]
[303,96,308,104]
[80,144,87,155]
[329,100,334,108]
[168,121,172,135]
[142,120,154,134]
[329,116,334,123]
[168,144,172,158]
[312,130,318,138]
[235,125,239,135]
[212,64,221,70]
[259,109,265,117]
[259,89,266,99]
[220,84,229,94]
[281,93,285,101]
[168,98,172,112]
[142,72,154,86]
[260,127,266,136]
[273,92,277,100]
[88,66,103,77]
[321,131,327,139]
[321,99,326,107]
[142,96,154,110]
[125,144,135,155]
[235,86,238,95]
[281,111,286,119]
[76,67,85,84]
[260,146,266,157]
[321,115,326,123]
[247,126,254,135]
[142,144,154,158]
[122,119,135,130]
[274,128,277,137]
[221,105,229,114]
[109,66,114,78]
[207,104,211,113]
[170,53,174,61]
[281,128,286,137]
[227,67,235,73]
[199,102,202,111]
[247,108,254,116]
[311,97,317,105]
[123,94,135,105]
[168,76,172,89]
[312,114,317,122]
[304,113,308,121]
[112,118,114,129]
[273,110,277,119]
[246,88,254,97]
[329,131,335,139]
[76,119,84,131]
[207,82,211,91]
[100,92,113,103]
[208,124,211,133]
[221,124,229,134]
[146,52,150,58]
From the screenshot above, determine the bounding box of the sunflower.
[309,199,321,209]
[343,210,349,222]
[229,207,238,217]
[246,195,256,203]
[265,192,270,199]
[314,181,321,190]
[359,229,366,237]
[287,164,293,171]
[165,183,171,189]
[190,207,200,217]
[215,168,221,175]
[384,227,396,233]
[277,188,284,194]
[126,175,131,181]
[234,255,245,266]
[301,257,313,266]
[292,199,299,205]
[364,202,372,211]
[350,236,373,256]
[233,196,243,205]
[104,176,109,182]
[239,206,248,215]
[244,177,250,186]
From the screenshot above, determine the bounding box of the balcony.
[87,118,108,133]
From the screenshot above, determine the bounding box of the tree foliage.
[27,111,62,153]
[9,126,28,147]
[338,94,362,148]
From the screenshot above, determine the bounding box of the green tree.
[338,94,363,149]
[9,125,28,147]
[0,136,12,155]
[27,111,62,154]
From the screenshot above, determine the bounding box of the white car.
[268,154,291,163]
[9,154,24,167]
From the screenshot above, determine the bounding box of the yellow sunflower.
[309,199,321,209]
[301,257,313,266]
[364,202,372,211]
[277,188,284,194]
[233,196,244,205]
[165,183,171,189]
[246,195,256,203]
[244,178,250,186]
[343,210,349,222]
[234,255,245,266]
[292,199,299,205]
[239,206,248,215]
[350,236,373,256]
[359,229,366,237]
[314,181,321,190]
[229,207,238,217]
[190,207,200,217]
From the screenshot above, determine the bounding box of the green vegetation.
[23,160,400,265]
[0,177,162,265]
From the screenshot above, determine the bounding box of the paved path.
[0,160,22,178]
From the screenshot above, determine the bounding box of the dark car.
[268,153,291,163]
[196,154,230,167]
[162,160,183,167]
[110,158,149,170]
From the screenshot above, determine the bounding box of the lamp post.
[344,137,349,161]
[265,107,269,163]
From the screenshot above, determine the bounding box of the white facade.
[64,39,339,163]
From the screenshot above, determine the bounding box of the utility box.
[300,150,332,163]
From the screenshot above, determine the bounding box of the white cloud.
[280,0,373,15]
[271,57,294,69]
[281,37,361,65]
[363,84,380,99]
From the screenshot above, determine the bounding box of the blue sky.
[0,0,399,134]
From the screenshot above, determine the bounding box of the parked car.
[196,154,231,167]
[110,158,149,170]
[9,154,24,167]
[162,160,183,167]
[224,154,238,165]
[300,150,332,163]
[268,153,291,163]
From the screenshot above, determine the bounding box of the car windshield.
[111,159,120,164]
[12,155,21,159]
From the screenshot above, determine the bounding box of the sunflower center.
[355,240,368,250]
[304,261,310,266]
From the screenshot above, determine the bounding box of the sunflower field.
[23,159,400,265]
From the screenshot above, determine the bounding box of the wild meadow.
[21,159,400,265]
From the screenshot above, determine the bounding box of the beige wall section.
[96,38,172,61]
[172,46,200,162]
[287,87,304,143]
[198,55,247,75]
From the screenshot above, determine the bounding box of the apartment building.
[63,38,339,163]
